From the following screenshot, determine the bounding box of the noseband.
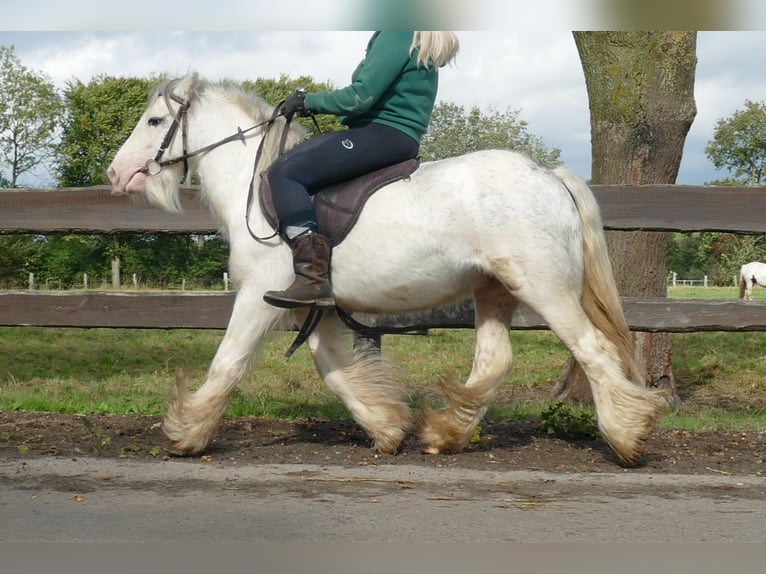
[143,88,192,179]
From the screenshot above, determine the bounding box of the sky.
[2,3,766,187]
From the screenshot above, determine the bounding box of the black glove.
[281,89,306,121]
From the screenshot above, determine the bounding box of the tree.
[0,235,41,287]
[36,234,107,287]
[667,232,708,280]
[705,100,766,186]
[57,75,154,187]
[701,101,766,275]
[421,102,561,166]
[0,45,63,188]
[554,32,698,405]
[697,232,766,285]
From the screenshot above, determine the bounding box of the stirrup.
[285,306,325,358]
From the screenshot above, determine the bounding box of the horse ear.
[174,72,199,101]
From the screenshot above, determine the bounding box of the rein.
[243,104,295,242]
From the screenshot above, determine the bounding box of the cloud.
[3,30,766,185]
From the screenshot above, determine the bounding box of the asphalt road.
[1,456,765,543]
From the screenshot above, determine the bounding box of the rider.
[263,31,460,309]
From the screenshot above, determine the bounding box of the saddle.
[259,158,420,247]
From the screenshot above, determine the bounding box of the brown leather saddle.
[259,158,420,247]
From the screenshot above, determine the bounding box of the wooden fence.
[2,185,766,333]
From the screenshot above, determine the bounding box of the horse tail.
[553,166,642,386]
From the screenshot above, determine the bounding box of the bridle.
[141,81,284,184]
[141,79,298,241]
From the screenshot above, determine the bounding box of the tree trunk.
[553,32,697,405]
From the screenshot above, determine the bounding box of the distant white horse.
[107,74,665,465]
[739,261,766,300]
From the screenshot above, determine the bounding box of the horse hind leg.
[418,279,517,454]
[308,311,412,454]
[537,292,666,465]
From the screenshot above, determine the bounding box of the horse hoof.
[372,435,404,455]
[167,441,196,457]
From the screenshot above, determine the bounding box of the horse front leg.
[419,279,517,454]
[308,311,412,454]
[162,287,284,455]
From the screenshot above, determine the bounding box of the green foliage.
[110,233,227,289]
[34,234,108,287]
[57,75,155,186]
[540,402,600,439]
[420,102,562,166]
[0,232,229,290]
[0,235,42,286]
[694,233,766,284]
[666,231,766,284]
[0,45,63,187]
[667,232,708,279]
[187,235,230,286]
[705,99,766,186]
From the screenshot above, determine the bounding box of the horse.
[107,73,666,466]
[739,261,766,300]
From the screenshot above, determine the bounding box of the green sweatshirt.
[304,31,438,143]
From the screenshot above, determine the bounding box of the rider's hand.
[281,89,306,121]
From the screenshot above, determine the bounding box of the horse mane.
[199,77,307,167]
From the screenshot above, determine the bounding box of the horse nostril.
[106,165,117,185]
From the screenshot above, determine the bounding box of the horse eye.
[148,117,164,127]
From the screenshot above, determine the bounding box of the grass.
[1,285,765,431]
[667,284,766,300]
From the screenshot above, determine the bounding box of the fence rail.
[2,291,766,333]
[3,184,766,234]
[2,185,766,333]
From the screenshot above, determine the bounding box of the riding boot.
[263,232,335,309]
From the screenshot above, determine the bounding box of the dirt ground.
[1,410,764,477]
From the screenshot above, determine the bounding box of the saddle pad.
[259,158,419,247]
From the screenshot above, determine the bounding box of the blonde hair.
[411,32,459,68]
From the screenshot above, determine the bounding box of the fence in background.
[2,184,766,333]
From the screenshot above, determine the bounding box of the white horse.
[739,261,766,300]
[107,74,666,465]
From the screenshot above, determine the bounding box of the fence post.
[224,272,229,292]
[28,272,34,291]
[83,273,88,290]
[111,257,121,288]
[704,275,708,287]
[132,274,138,289]
[672,272,677,287]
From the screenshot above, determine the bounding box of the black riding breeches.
[267,123,419,231]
